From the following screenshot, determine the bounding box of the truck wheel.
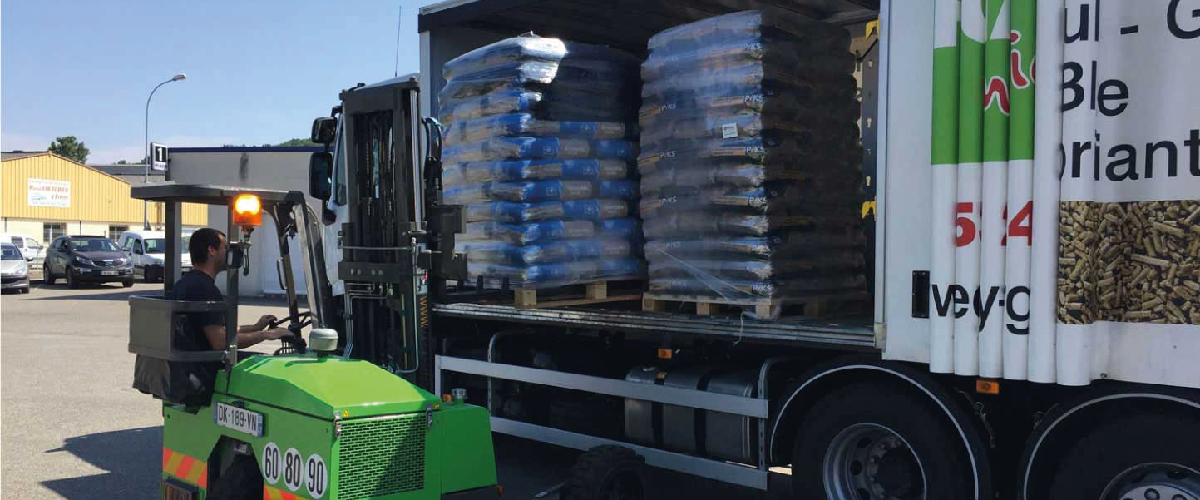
[66,268,79,289]
[562,445,646,500]
[207,454,262,500]
[1049,413,1200,500]
[792,382,974,500]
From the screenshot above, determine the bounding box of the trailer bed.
[433,302,877,348]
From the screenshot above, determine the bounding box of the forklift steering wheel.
[270,311,311,355]
[268,311,311,329]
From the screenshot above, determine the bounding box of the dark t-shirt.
[169,270,225,379]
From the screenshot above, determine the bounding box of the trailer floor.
[435,302,877,349]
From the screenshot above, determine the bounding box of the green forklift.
[127,184,499,500]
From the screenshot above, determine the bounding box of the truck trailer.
[306,0,1200,498]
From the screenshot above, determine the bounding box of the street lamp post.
[143,73,186,230]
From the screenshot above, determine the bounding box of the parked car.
[0,233,46,268]
[43,235,133,288]
[117,230,192,282]
[1,242,30,293]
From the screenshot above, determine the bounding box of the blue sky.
[2,0,439,163]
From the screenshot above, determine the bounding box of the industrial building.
[168,146,320,296]
[1,151,206,246]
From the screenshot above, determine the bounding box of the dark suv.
[44,235,134,288]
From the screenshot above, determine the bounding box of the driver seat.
[128,295,228,405]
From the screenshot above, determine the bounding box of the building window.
[108,225,129,241]
[43,223,65,245]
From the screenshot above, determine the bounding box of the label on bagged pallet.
[722,122,739,138]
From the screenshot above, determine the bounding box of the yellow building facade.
[1,152,206,244]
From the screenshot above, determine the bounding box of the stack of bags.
[637,10,866,309]
[439,36,644,289]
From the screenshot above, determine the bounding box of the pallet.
[509,280,642,310]
[641,293,846,319]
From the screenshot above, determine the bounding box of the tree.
[48,136,89,164]
[274,137,319,147]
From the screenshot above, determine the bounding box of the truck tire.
[792,382,974,500]
[561,445,646,500]
[206,454,263,500]
[1048,412,1200,500]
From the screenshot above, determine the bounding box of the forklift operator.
[171,228,291,362]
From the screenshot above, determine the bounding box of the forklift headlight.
[232,194,262,228]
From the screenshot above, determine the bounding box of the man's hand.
[252,315,278,331]
[261,328,292,341]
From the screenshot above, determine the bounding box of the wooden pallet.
[642,293,842,319]
[509,280,642,309]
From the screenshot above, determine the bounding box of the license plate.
[101,270,117,276]
[214,402,264,437]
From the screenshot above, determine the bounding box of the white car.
[0,233,46,268]
[1,242,30,293]
[117,230,192,282]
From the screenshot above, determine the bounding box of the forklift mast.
[334,76,425,379]
[331,75,465,387]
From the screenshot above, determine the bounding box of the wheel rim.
[1102,463,1200,500]
[602,468,644,500]
[823,423,927,500]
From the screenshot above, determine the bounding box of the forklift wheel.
[561,445,646,500]
[207,454,263,500]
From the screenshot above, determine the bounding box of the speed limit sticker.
[261,442,281,485]
[305,454,328,499]
[282,447,304,491]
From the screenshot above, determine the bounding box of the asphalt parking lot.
[1,277,780,499]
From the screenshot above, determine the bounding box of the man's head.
[189,228,227,275]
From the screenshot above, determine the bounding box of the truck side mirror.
[309,152,333,201]
[311,117,337,144]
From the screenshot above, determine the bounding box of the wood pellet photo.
[1058,200,1200,325]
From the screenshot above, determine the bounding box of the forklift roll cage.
[127,184,330,394]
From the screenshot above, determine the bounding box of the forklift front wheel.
[206,454,263,500]
[561,445,647,500]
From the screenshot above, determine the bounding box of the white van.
[117,230,192,282]
[0,233,46,267]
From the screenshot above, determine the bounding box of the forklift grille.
[337,413,426,499]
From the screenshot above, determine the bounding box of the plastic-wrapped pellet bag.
[638,10,865,314]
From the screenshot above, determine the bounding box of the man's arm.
[238,314,278,334]
[203,324,292,350]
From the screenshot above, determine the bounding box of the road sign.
[151,143,168,172]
